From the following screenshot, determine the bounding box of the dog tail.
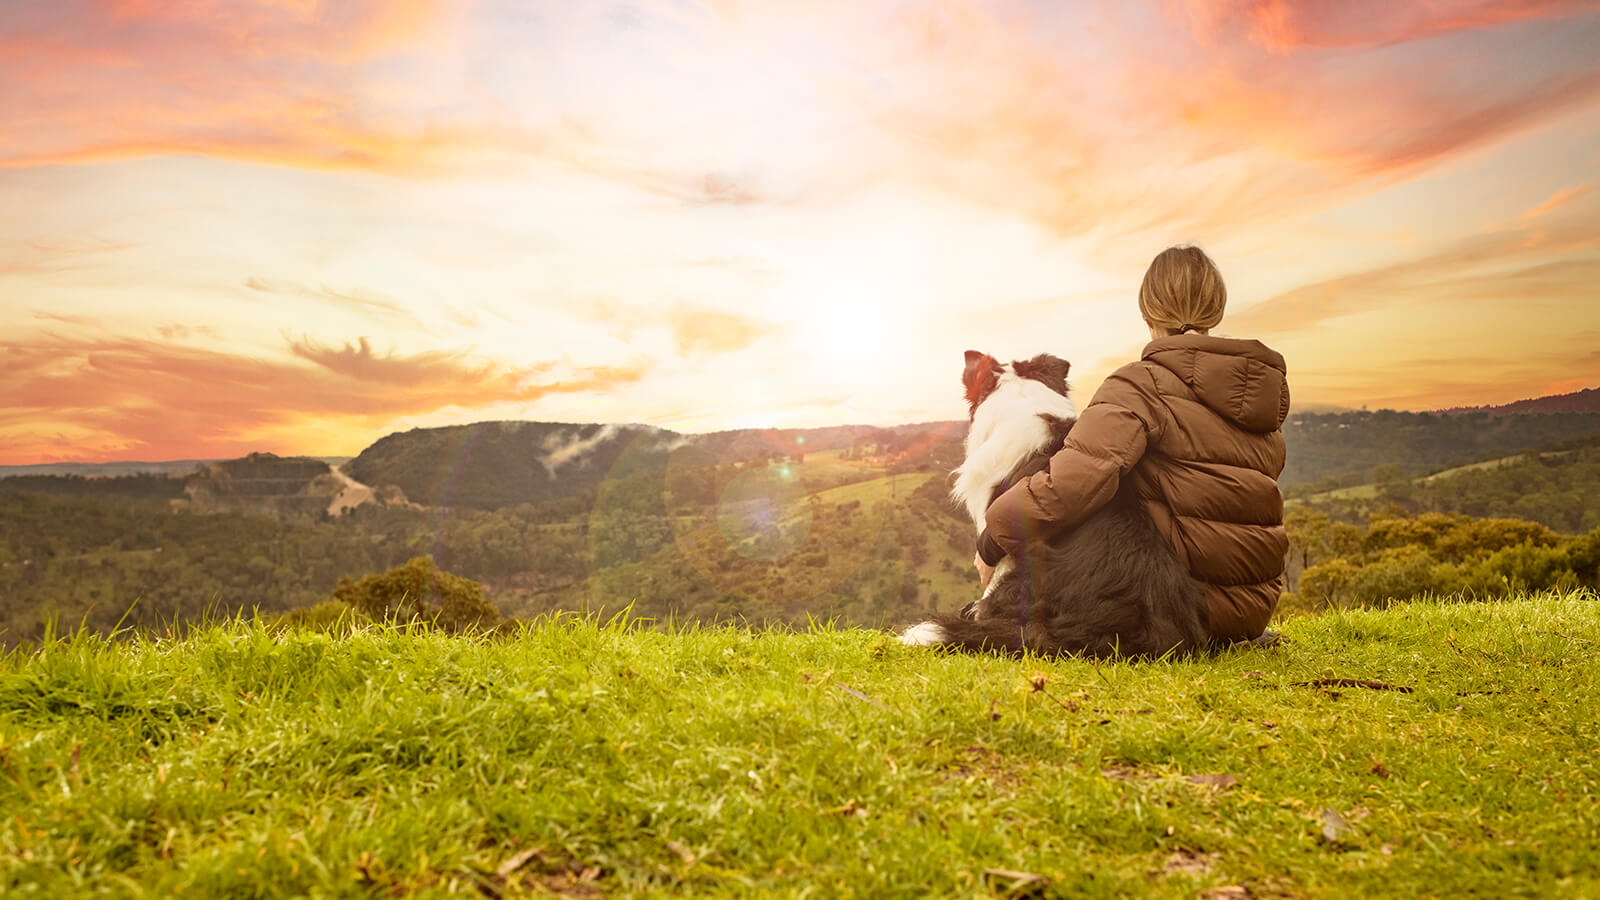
[898,614,1028,655]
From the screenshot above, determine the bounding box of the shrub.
[272,600,361,634]
[1344,546,1448,607]
[332,556,501,633]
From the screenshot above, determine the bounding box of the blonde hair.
[1138,245,1226,334]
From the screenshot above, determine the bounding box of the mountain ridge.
[1432,385,1600,416]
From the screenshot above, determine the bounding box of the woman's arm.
[977,364,1166,564]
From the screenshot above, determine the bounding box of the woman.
[975,245,1289,641]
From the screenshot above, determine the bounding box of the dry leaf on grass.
[1187,773,1242,788]
[496,847,543,878]
[1320,808,1352,843]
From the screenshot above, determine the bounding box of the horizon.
[6,382,1599,470]
[4,1,1600,465]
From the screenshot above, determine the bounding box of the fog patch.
[538,425,619,478]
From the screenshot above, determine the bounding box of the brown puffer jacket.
[979,334,1290,640]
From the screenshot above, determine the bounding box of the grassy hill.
[339,407,1600,504]
[0,444,978,648]
[1290,429,1600,533]
[343,420,965,511]
[3,591,1596,897]
[1280,409,1600,488]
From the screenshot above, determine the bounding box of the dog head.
[963,351,1071,417]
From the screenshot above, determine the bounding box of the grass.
[2,591,1598,898]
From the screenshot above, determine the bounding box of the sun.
[779,266,902,375]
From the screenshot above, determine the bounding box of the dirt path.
[328,464,374,516]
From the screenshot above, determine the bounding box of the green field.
[3,591,1597,897]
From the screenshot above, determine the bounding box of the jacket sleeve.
[980,364,1166,560]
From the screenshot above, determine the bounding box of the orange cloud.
[573,301,775,358]
[5,0,1596,239]
[1125,36,1600,185]
[0,334,652,463]
[0,0,480,174]
[1229,219,1600,336]
[1289,342,1600,412]
[246,278,420,324]
[0,237,132,276]
[830,0,1600,257]
[668,308,772,356]
[1175,0,1600,52]
[1523,182,1595,219]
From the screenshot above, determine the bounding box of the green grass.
[809,472,937,508]
[3,592,1598,898]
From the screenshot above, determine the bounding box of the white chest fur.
[950,373,1077,534]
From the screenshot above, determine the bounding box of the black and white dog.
[899,351,1209,658]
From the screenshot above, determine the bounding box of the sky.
[2,0,1599,464]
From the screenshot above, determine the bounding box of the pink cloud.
[0,334,652,463]
[1174,0,1600,52]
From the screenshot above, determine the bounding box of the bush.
[272,600,361,634]
[332,556,501,633]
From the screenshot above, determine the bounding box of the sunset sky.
[3,0,1599,464]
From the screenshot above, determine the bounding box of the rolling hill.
[343,419,966,510]
[1434,385,1600,416]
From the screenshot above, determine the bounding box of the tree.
[1285,508,1333,590]
[332,556,501,633]
[1299,557,1356,610]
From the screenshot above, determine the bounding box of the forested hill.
[1280,409,1600,487]
[344,419,966,510]
[1434,385,1600,416]
[345,410,1600,506]
[9,390,1600,504]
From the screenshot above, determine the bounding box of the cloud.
[667,307,772,356]
[0,333,652,463]
[573,300,775,358]
[31,311,99,327]
[1290,344,1600,412]
[1523,182,1595,218]
[1174,0,1600,52]
[1228,219,1600,336]
[1120,15,1600,190]
[155,323,219,341]
[5,0,1597,243]
[246,277,420,324]
[0,0,481,174]
[0,237,133,276]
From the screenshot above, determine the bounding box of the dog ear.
[960,350,985,389]
[962,351,988,391]
[1012,354,1072,396]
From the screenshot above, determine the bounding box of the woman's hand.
[974,552,994,589]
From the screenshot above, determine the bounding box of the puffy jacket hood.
[1143,335,1289,434]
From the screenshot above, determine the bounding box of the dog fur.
[899,351,1210,658]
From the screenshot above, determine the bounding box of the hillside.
[3,592,1596,897]
[0,459,215,478]
[1290,429,1600,533]
[1435,385,1600,416]
[0,452,353,515]
[0,441,980,647]
[10,402,1600,646]
[1280,409,1600,488]
[8,397,1599,506]
[183,452,342,517]
[343,407,1600,506]
[344,419,965,511]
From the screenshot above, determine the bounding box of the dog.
[898,351,1210,657]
